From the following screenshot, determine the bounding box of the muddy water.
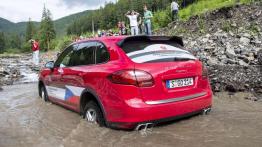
[1,84,262,147]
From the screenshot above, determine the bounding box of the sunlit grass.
[179,0,255,21]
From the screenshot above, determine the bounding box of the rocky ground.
[0,52,57,87]
[157,2,262,95]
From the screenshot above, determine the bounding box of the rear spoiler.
[117,35,184,47]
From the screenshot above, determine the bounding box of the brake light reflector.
[202,65,208,79]
[108,69,154,87]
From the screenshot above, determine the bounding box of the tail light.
[108,69,154,87]
[202,64,208,79]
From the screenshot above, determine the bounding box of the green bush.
[3,48,23,54]
[153,8,172,30]
[179,0,256,21]
[21,42,32,53]
[151,0,257,32]
[55,36,73,51]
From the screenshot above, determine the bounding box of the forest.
[0,0,255,53]
[66,0,196,35]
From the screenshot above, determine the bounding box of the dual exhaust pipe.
[202,107,212,115]
[135,107,212,131]
[135,123,154,131]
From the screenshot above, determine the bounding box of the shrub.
[21,42,32,53]
[153,8,172,30]
[4,48,22,54]
[55,36,74,51]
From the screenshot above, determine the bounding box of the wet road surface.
[1,83,262,147]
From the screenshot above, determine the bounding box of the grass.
[0,52,22,58]
[1,48,23,54]
[179,0,255,21]
[153,0,256,30]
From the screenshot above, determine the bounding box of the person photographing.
[31,39,40,66]
[125,10,139,35]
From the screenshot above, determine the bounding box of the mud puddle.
[1,83,262,147]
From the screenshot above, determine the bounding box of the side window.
[55,44,77,67]
[60,51,74,67]
[96,42,110,64]
[69,42,96,66]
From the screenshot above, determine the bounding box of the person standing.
[117,21,123,35]
[171,0,179,21]
[121,21,126,35]
[125,10,139,36]
[32,39,40,65]
[143,5,153,35]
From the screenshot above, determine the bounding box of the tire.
[84,101,105,127]
[40,85,49,102]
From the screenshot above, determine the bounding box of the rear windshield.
[121,40,196,63]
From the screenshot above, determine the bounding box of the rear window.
[120,40,196,63]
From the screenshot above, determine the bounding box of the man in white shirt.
[126,10,139,36]
[171,1,179,21]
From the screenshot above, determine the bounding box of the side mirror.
[45,61,54,69]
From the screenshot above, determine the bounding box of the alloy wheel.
[85,108,97,123]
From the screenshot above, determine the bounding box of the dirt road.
[0,83,262,147]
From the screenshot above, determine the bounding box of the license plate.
[166,78,194,88]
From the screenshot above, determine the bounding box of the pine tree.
[25,18,35,42]
[0,32,6,53]
[9,34,21,49]
[39,5,56,51]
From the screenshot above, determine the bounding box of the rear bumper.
[107,108,207,130]
[106,91,212,129]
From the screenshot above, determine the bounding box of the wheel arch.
[38,80,44,97]
[79,88,107,122]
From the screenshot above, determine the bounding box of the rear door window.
[95,42,110,64]
[120,40,196,63]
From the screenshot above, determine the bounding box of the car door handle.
[78,73,84,76]
[58,68,64,74]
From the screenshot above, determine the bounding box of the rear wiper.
[173,58,195,61]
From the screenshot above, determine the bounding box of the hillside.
[0,10,93,37]
[0,18,15,33]
[54,10,93,36]
[157,2,262,93]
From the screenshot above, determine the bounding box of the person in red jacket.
[32,39,40,65]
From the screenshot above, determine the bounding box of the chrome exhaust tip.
[202,107,212,115]
[135,123,154,131]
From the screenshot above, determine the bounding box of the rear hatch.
[119,36,205,103]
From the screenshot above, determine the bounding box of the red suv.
[39,36,212,129]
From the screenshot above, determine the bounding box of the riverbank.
[0,51,58,86]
